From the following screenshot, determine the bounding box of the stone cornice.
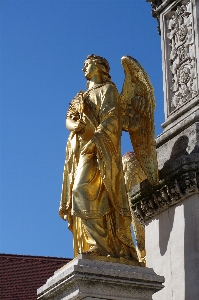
[146,0,176,33]
[130,153,199,224]
[146,0,164,11]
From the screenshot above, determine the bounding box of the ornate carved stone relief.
[131,171,199,224]
[166,1,198,111]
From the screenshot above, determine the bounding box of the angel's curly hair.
[85,54,111,83]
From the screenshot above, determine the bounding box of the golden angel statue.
[59,54,158,263]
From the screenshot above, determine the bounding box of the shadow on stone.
[184,195,199,299]
[170,136,189,158]
[160,135,189,179]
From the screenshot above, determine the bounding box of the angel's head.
[83,54,111,83]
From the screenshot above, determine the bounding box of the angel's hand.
[59,207,67,221]
[66,118,86,132]
[73,119,86,133]
[81,140,96,155]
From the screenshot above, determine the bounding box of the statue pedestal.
[37,254,164,300]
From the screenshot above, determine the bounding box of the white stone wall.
[145,194,199,300]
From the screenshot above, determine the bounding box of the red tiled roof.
[0,253,71,300]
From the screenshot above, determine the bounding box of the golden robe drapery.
[60,82,138,260]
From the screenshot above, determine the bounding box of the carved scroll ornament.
[167,1,198,110]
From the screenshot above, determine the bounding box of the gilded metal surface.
[122,152,147,191]
[122,152,146,264]
[121,56,158,186]
[60,54,157,263]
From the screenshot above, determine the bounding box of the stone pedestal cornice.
[130,153,199,225]
[37,255,164,300]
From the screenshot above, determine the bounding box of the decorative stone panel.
[167,1,198,110]
[160,0,199,118]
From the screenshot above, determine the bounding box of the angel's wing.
[120,56,158,185]
[122,152,146,264]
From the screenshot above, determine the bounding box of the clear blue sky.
[0,0,164,259]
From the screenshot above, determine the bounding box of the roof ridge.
[0,253,71,261]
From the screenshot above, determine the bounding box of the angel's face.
[83,60,99,80]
